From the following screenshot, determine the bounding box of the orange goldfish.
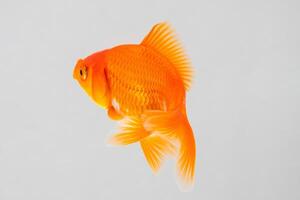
[73,22,196,187]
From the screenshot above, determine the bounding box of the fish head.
[73,58,93,97]
[73,52,110,108]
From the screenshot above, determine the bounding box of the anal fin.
[108,116,176,173]
[140,134,176,172]
[109,117,148,145]
[143,108,196,187]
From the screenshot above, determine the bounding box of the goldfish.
[73,22,196,187]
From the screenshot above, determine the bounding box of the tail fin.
[177,117,196,186]
[144,108,196,186]
[109,116,176,172]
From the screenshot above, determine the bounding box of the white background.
[0,0,299,199]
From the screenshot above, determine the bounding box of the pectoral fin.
[107,106,123,120]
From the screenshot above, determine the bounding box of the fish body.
[73,23,196,187]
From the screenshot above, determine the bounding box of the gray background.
[0,0,299,199]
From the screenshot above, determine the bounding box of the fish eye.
[79,66,88,81]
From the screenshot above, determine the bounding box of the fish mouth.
[73,59,84,80]
[73,67,77,79]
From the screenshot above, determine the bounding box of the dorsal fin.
[141,22,193,90]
